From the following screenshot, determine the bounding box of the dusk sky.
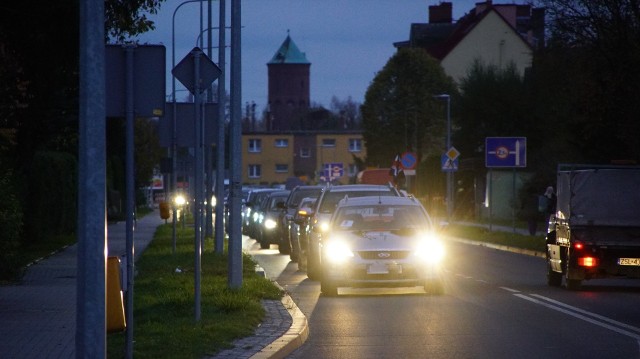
[136,1,510,112]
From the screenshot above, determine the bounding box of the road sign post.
[172,47,220,322]
[485,137,527,233]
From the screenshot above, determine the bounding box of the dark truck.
[546,164,640,290]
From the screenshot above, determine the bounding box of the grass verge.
[106,223,283,359]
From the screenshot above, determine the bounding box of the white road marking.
[514,293,640,340]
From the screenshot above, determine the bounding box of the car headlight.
[174,194,186,206]
[415,234,445,264]
[264,219,277,230]
[319,221,330,232]
[252,212,259,221]
[324,239,354,263]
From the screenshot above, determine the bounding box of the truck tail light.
[578,257,597,267]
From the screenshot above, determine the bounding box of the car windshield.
[333,205,429,232]
[290,188,322,207]
[319,190,396,213]
[269,196,286,210]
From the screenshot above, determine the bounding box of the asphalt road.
[244,236,640,359]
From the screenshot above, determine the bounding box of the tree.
[361,48,457,168]
[0,0,166,250]
[537,0,640,162]
[457,60,533,161]
[330,96,361,130]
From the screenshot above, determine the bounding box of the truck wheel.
[564,255,582,290]
[546,259,562,287]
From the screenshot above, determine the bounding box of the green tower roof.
[268,34,310,64]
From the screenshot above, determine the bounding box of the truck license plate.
[618,258,640,266]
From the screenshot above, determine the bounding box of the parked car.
[291,197,318,270]
[305,184,401,280]
[278,185,324,261]
[243,188,278,239]
[319,196,445,296]
[255,190,290,250]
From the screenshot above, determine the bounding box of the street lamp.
[433,94,452,222]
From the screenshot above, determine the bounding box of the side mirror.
[297,207,313,217]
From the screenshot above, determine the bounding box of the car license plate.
[618,258,640,266]
[367,262,389,274]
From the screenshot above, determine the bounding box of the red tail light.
[578,257,597,267]
[573,242,584,250]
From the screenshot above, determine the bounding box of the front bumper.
[323,259,442,288]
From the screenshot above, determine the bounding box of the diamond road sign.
[485,137,527,168]
[172,47,221,95]
[446,147,460,160]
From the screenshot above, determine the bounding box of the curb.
[251,294,309,359]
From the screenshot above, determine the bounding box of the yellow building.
[242,132,365,186]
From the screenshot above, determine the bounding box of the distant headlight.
[174,194,186,206]
[252,212,259,221]
[324,239,354,263]
[319,221,330,232]
[264,219,277,229]
[415,234,445,264]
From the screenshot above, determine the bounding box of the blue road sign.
[324,163,343,179]
[401,152,417,170]
[485,137,527,168]
[441,154,458,172]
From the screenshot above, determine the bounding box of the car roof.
[336,196,422,208]
[292,185,325,190]
[322,184,395,193]
[268,190,291,197]
[249,188,279,193]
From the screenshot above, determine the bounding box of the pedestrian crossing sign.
[441,154,458,172]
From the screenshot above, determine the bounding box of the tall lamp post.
[434,94,452,222]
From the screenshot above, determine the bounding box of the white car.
[306,184,401,280]
[320,196,445,296]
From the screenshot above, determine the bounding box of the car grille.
[357,251,411,260]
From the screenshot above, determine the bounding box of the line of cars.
[242,183,446,296]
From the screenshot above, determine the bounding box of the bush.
[25,151,77,242]
[0,170,24,281]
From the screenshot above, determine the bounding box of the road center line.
[514,293,640,340]
[529,294,640,334]
[499,287,520,293]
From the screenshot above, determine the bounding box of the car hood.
[333,230,420,251]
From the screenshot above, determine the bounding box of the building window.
[275,164,288,173]
[348,138,362,152]
[300,148,311,158]
[248,139,262,153]
[321,138,336,147]
[248,165,261,178]
[274,138,288,148]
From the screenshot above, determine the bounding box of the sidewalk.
[0,211,165,358]
[0,211,306,359]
